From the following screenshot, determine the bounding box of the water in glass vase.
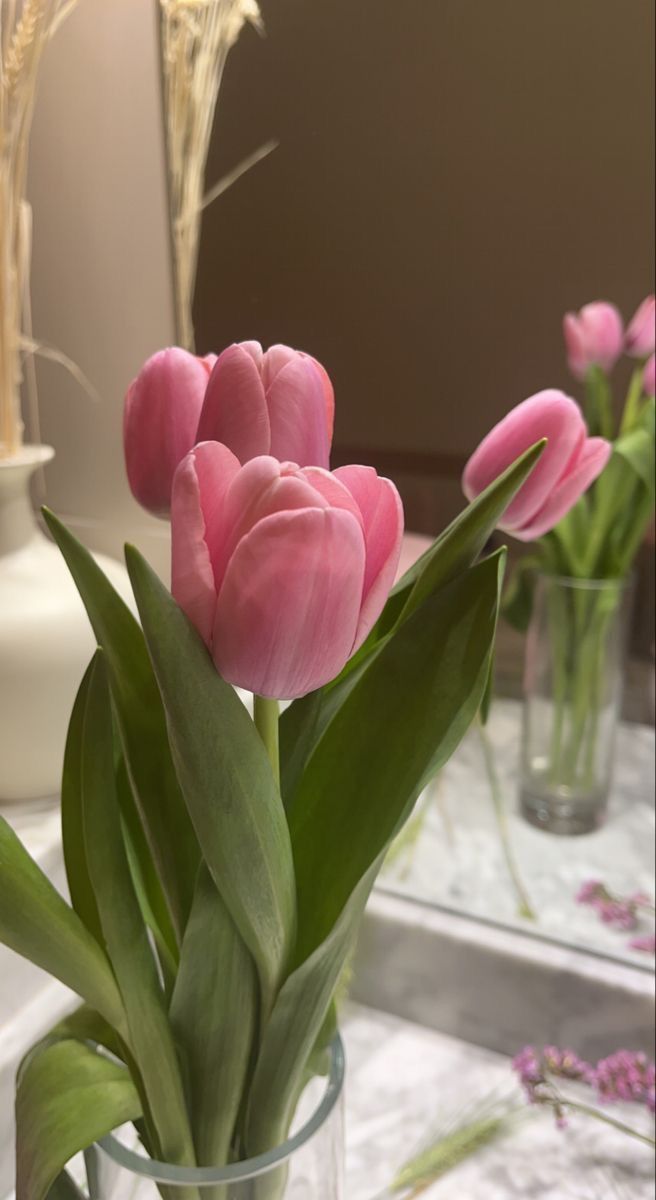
[75,1039,345,1200]
[519,573,633,836]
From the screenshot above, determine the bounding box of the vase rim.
[0,443,54,471]
[96,1033,345,1186]
[535,569,634,591]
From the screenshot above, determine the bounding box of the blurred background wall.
[194,0,655,533]
[25,0,655,605]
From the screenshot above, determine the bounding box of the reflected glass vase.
[79,1038,345,1200]
[519,572,633,835]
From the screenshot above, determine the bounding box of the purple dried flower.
[512,1046,544,1103]
[629,934,656,955]
[577,880,606,906]
[593,1051,656,1110]
[576,880,653,932]
[542,1046,593,1082]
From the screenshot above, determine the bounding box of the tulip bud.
[124,348,214,517]
[644,354,655,398]
[625,296,656,359]
[171,446,403,699]
[562,302,624,380]
[196,342,334,469]
[462,390,611,542]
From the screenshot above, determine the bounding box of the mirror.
[190,0,655,966]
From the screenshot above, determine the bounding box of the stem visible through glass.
[253,695,280,789]
[477,716,536,921]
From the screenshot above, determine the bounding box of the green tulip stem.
[476,716,536,921]
[253,696,280,790]
[619,364,646,436]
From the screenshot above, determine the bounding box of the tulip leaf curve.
[0,816,125,1034]
[290,549,506,962]
[79,651,196,1168]
[126,545,297,1009]
[15,1038,142,1200]
[42,508,199,946]
[170,864,258,1167]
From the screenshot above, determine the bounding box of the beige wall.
[28,0,175,573]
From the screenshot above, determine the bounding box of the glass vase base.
[520,779,608,836]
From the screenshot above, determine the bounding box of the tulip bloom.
[563,302,624,380]
[124,348,215,517]
[196,342,335,470]
[171,444,403,699]
[644,354,655,398]
[625,296,656,359]
[462,390,611,542]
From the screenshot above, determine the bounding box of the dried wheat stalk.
[160,0,270,351]
[0,0,80,459]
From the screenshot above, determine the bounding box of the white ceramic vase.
[0,444,133,804]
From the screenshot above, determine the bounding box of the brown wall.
[194,0,655,533]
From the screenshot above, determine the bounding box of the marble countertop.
[382,700,656,969]
[3,1001,653,1200]
[345,1004,655,1200]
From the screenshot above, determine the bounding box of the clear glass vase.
[519,573,633,835]
[78,1038,345,1200]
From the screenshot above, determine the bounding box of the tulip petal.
[196,344,271,459]
[171,442,241,646]
[463,390,586,531]
[211,457,334,591]
[267,358,332,469]
[334,465,404,648]
[213,507,366,699]
[262,347,334,441]
[124,348,212,517]
[299,466,363,524]
[514,437,611,541]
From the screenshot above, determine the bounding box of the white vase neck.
[0,445,55,556]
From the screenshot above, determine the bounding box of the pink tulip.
[124,348,215,517]
[625,296,656,359]
[644,354,655,398]
[196,341,335,469]
[171,445,403,699]
[462,390,611,542]
[562,302,624,379]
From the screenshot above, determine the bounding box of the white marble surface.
[3,1001,653,1199]
[345,1004,655,1200]
[382,700,656,968]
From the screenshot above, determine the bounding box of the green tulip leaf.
[0,817,125,1033]
[170,864,258,1166]
[246,861,378,1156]
[290,550,505,962]
[61,660,104,946]
[502,554,542,634]
[15,1038,141,1200]
[80,652,195,1168]
[46,1173,87,1200]
[18,1006,123,1095]
[42,508,199,944]
[126,545,297,1008]
[613,400,655,497]
[281,442,543,803]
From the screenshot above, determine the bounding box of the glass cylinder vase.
[79,1037,345,1200]
[519,573,633,835]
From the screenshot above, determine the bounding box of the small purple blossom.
[576,880,654,934]
[513,1043,656,1132]
[593,1051,656,1112]
[629,934,656,955]
[577,880,605,905]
